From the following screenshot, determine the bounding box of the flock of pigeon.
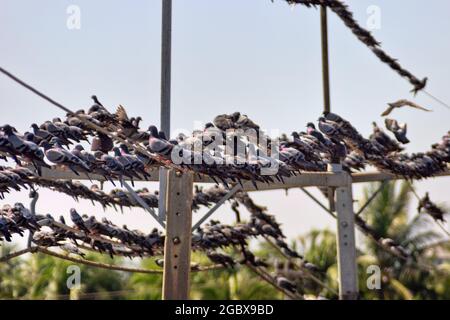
[0,95,448,298]
[0,96,449,198]
[0,187,316,296]
[0,185,308,273]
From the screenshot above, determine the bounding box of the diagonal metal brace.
[121,179,165,228]
[355,180,388,216]
[191,184,242,231]
[301,187,336,219]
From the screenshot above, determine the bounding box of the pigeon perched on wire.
[13,203,40,231]
[91,132,114,153]
[276,276,298,293]
[40,138,91,176]
[115,105,140,138]
[148,125,174,160]
[0,216,13,242]
[61,242,86,258]
[418,192,447,222]
[1,124,50,175]
[370,122,403,153]
[206,250,235,269]
[70,208,90,233]
[239,246,269,268]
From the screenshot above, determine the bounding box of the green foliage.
[358,181,450,300]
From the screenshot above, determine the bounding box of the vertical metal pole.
[321,6,335,213]
[161,0,172,137]
[159,167,168,221]
[159,0,172,222]
[332,164,358,300]
[321,6,331,113]
[162,170,194,300]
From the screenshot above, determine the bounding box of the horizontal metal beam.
[351,170,450,183]
[36,167,158,182]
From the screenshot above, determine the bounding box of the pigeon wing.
[116,105,129,121]
[381,104,395,117]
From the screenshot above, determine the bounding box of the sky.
[0,0,449,248]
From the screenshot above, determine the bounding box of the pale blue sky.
[1,0,449,245]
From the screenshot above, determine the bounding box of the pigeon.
[418,192,446,222]
[91,95,105,108]
[317,117,341,139]
[33,230,60,247]
[303,262,321,273]
[23,131,43,145]
[0,216,13,241]
[91,132,114,153]
[276,276,297,293]
[206,250,235,268]
[385,118,409,144]
[213,113,240,131]
[41,139,91,175]
[69,208,90,233]
[381,99,431,117]
[1,125,49,175]
[370,122,403,153]
[42,122,71,146]
[116,105,139,138]
[61,242,86,258]
[148,125,173,158]
[235,113,260,131]
[240,247,268,267]
[95,151,134,185]
[306,122,326,144]
[155,258,164,268]
[14,202,40,231]
[31,123,54,142]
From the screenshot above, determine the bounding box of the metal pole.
[162,170,194,300]
[161,0,172,137]
[332,164,359,300]
[321,5,331,113]
[159,0,172,222]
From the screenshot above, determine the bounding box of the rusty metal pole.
[159,0,173,224]
[321,6,331,113]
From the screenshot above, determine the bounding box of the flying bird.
[385,118,409,144]
[381,99,431,117]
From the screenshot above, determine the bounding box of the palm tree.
[358,180,449,299]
